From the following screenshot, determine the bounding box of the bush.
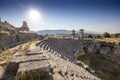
[103,32,111,38]
[85,34,93,38]
[114,33,120,38]
[0,30,10,35]
[111,33,120,38]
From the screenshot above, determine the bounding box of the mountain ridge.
[36,29,102,35]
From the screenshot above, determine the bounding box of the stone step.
[27,49,43,55]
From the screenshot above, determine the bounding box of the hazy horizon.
[0,0,120,33]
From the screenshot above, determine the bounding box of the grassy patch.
[77,54,90,65]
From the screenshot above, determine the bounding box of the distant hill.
[36,29,102,35]
[37,30,71,35]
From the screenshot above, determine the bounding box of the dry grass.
[95,38,120,43]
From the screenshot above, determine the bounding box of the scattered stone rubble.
[0,39,101,80]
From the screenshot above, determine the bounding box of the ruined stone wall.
[16,33,36,42]
[0,35,17,49]
[0,33,37,50]
[81,40,120,55]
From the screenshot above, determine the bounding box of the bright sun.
[29,10,41,21]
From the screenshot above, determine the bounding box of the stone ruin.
[71,29,84,40]
[79,29,84,40]
[72,30,76,39]
[16,21,29,31]
[0,18,29,33]
[0,38,101,80]
[0,21,119,80]
[0,19,41,50]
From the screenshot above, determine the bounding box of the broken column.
[79,29,84,40]
[72,29,76,39]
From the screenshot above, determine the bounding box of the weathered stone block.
[15,61,51,80]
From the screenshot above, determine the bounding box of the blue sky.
[0,0,120,33]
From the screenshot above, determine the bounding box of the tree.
[87,34,93,38]
[95,35,102,38]
[103,32,111,38]
[114,33,120,38]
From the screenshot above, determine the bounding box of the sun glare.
[29,10,41,21]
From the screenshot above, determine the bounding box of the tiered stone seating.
[38,38,77,63]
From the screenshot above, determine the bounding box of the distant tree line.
[103,32,120,38]
[84,32,120,38]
